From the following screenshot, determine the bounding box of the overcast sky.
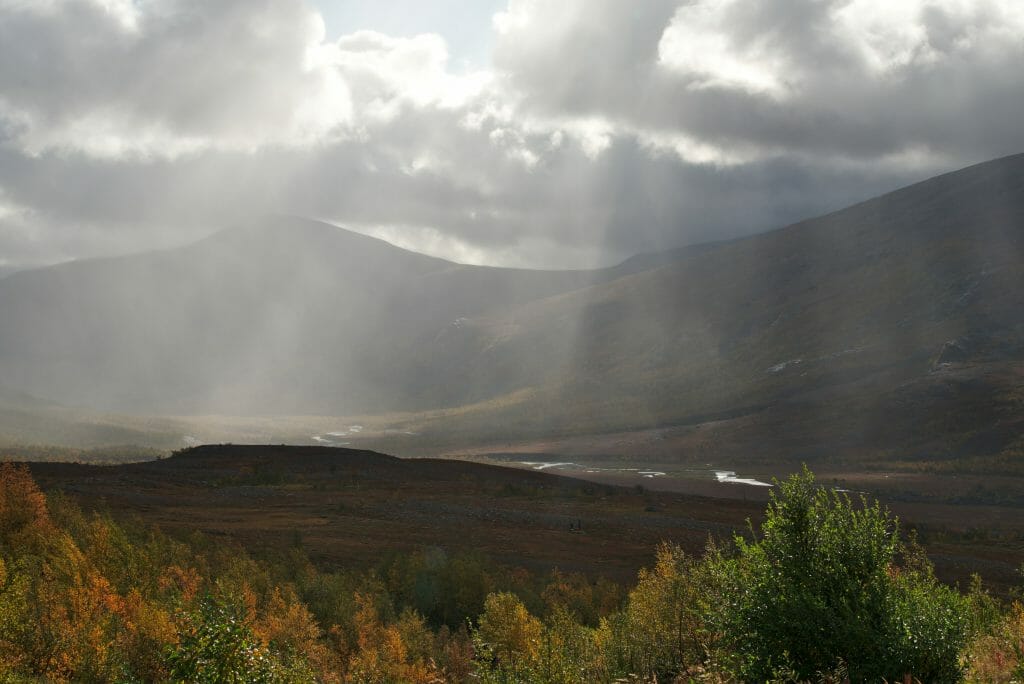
[1,0,1022,270]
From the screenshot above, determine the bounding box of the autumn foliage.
[0,461,1019,682]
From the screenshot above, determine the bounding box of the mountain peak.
[205,215,448,263]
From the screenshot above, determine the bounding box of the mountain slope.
[0,216,602,413]
[1,154,1023,468]
[469,152,1024,416]
[419,153,1024,461]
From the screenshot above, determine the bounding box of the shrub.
[166,593,289,683]
[715,466,970,681]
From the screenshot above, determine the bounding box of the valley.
[2,154,1024,594]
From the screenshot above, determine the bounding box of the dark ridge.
[24,443,637,494]
[19,443,770,583]
[167,443,404,466]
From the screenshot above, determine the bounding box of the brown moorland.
[21,444,1024,593]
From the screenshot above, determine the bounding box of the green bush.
[715,467,970,681]
[166,593,287,683]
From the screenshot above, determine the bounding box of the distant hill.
[0,216,603,414]
[22,443,762,581]
[1,155,1023,465]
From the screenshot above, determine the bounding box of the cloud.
[494,0,1024,166]
[336,31,490,116]
[0,0,1021,269]
[0,0,351,157]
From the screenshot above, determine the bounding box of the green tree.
[166,593,285,683]
[716,467,969,682]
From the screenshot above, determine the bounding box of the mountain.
[0,216,602,414]
[427,152,1024,467]
[464,153,1024,424]
[1,155,1023,466]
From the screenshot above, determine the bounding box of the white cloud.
[0,0,353,158]
[335,30,491,122]
[658,0,787,96]
[493,0,1024,163]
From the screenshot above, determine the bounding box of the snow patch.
[766,359,802,374]
[639,471,666,478]
[715,470,772,487]
[520,461,575,470]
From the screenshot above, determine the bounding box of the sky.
[1,0,1023,270]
